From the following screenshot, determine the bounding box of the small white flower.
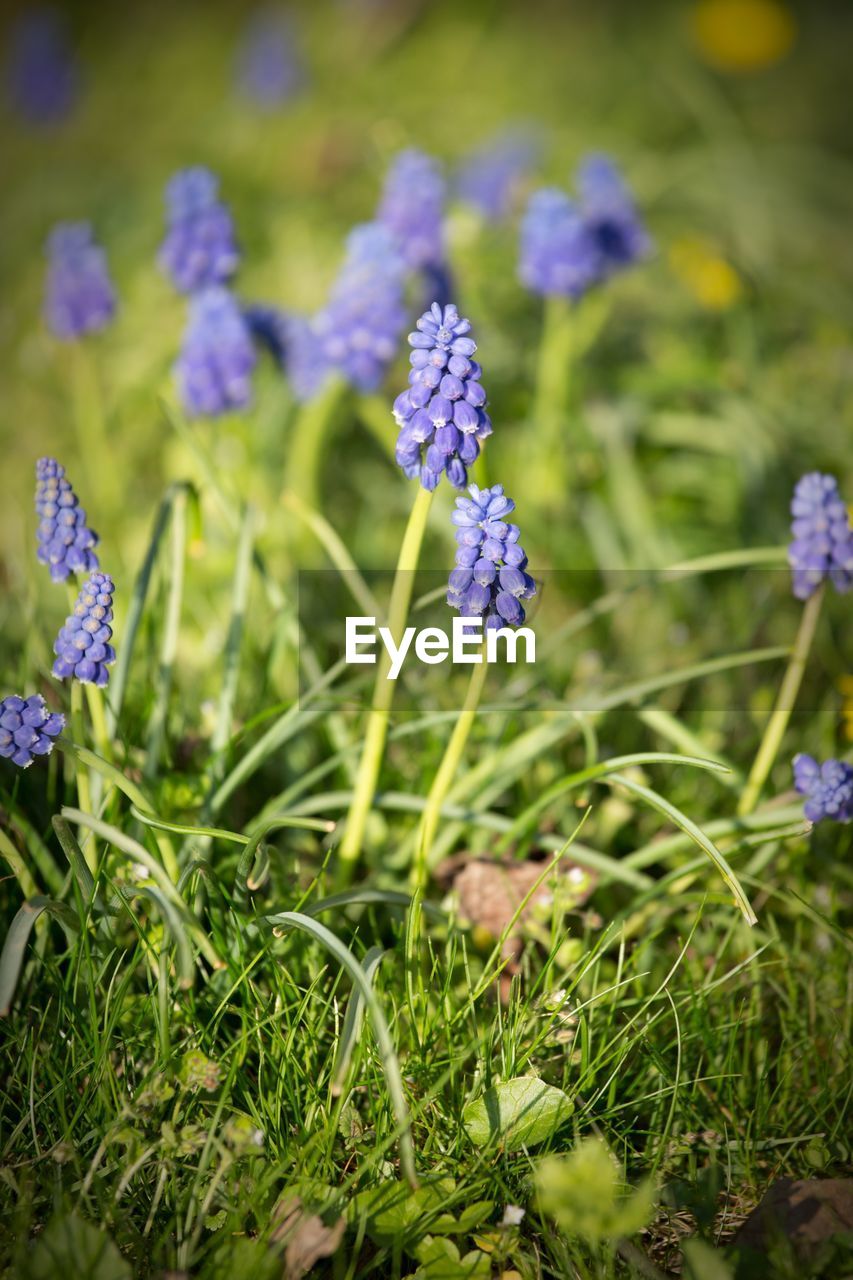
[501,1204,525,1227]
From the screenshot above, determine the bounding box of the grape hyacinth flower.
[159,168,240,295]
[788,472,853,600]
[6,7,78,125]
[52,572,116,688]
[793,754,853,824]
[0,694,64,768]
[457,129,539,222]
[447,484,536,629]
[244,302,290,366]
[378,149,447,274]
[577,153,651,278]
[285,313,333,401]
[35,457,99,583]
[393,303,493,491]
[176,286,257,417]
[519,189,600,299]
[235,8,303,108]
[312,222,406,393]
[44,223,116,340]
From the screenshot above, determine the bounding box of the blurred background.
[0,0,851,730]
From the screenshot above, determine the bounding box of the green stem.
[145,487,188,778]
[532,295,575,505]
[336,485,434,885]
[84,685,112,762]
[69,343,108,507]
[285,376,346,514]
[738,585,824,816]
[412,652,489,890]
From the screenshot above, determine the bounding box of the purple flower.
[577,154,651,277]
[52,572,116,688]
[285,313,333,401]
[457,129,539,222]
[235,8,303,108]
[788,472,853,600]
[378,149,446,272]
[35,457,99,583]
[0,694,64,769]
[6,7,78,125]
[177,287,257,418]
[447,484,536,629]
[244,302,290,366]
[793,754,853,824]
[159,168,240,295]
[519,189,600,299]
[393,303,492,491]
[44,223,116,340]
[520,156,649,299]
[312,222,406,393]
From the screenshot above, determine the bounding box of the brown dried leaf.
[272,1195,346,1279]
[733,1178,853,1250]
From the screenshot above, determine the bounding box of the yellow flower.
[692,0,796,73]
[669,236,743,311]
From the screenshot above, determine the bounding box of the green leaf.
[463,1077,573,1151]
[21,1210,130,1280]
[414,1236,492,1279]
[682,1238,734,1280]
[350,1179,455,1246]
[535,1138,655,1244]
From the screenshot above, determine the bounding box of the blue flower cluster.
[793,754,853,825]
[244,302,290,366]
[235,8,302,108]
[52,572,116,687]
[35,457,100,583]
[285,313,333,402]
[447,484,536,628]
[788,472,853,600]
[0,694,64,768]
[393,303,492,491]
[520,154,649,298]
[177,286,257,417]
[312,223,406,393]
[7,7,78,125]
[44,222,116,340]
[457,129,539,222]
[160,167,240,295]
[378,149,446,272]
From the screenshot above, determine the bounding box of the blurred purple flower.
[0,695,64,769]
[159,167,240,295]
[44,222,116,340]
[519,189,600,299]
[6,7,78,125]
[447,484,536,629]
[35,457,99,583]
[52,572,116,688]
[176,287,256,417]
[793,754,853,824]
[457,129,539,222]
[378,148,446,273]
[393,302,492,491]
[235,8,304,108]
[577,153,651,277]
[788,472,853,600]
[285,313,333,401]
[244,302,290,366]
[312,222,406,393]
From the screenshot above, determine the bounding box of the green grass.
[1,1,852,1277]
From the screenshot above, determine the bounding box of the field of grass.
[1,2,852,1277]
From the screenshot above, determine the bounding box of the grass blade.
[264,909,417,1187]
[0,897,79,1016]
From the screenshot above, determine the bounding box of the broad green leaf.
[535,1138,655,1243]
[463,1077,573,1151]
[682,1239,734,1280]
[414,1236,492,1279]
[21,1210,130,1280]
[350,1178,455,1246]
